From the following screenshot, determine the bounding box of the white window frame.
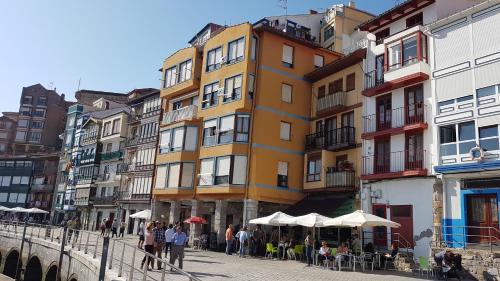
[281,83,292,103]
[282,44,294,67]
[280,121,291,141]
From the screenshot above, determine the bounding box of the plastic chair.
[418,256,433,278]
[265,243,278,259]
[293,245,304,261]
[363,253,375,271]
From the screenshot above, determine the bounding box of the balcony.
[362,104,427,139]
[117,189,150,201]
[316,92,347,115]
[362,149,427,180]
[30,183,53,192]
[326,170,356,189]
[75,175,96,185]
[364,70,385,91]
[100,151,123,161]
[29,201,50,208]
[125,135,157,147]
[117,162,154,174]
[74,197,89,206]
[162,105,198,126]
[93,195,117,206]
[305,127,356,151]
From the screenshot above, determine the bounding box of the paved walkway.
[109,236,429,281]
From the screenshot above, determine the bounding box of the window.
[281,84,292,103]
[388,43,402,70]
[199,158,214,186]
[181,163,194,187]
[477,85,498,100]
[236,116,250,142]
[17,193,26,204]
[479,126,499,151]
[314,55,324,68]
[106,143,112,152]
[251,36,257,61]
[33,109,45,117]
[167,163,181,187]
[203,119,217,146]
[330,79,343,94]
[440,125,457,156]
[458,121,476,154]
[307,156,321,182]
[375,28,390,45]
[172,101,182,110]
[248,74,255,98]
[317,86,326,99]
[37,96,47,106]
[215,156,231,185]
[15,131,26,141]
[323,26,334,41]
[202,82,219,108]
[223,75,242,102]
[277,162,288,188]
[171,127,185,151]
[21,176,29,185]
[206,47,223,72]
[0,132,6,139]
[20,107,31,116]
[0,193,7,202]
[159,130,171,153]
[112,119,120,134]
[9,193,18,203]
[23,95,32,104]
[282,45,294,68]
[403,36,418,65]
[1,176,11,186]
[342,111,354,128]
[219,115,235,144]
[438,95,474,113]
[227,37,245,64]
[31,121,44,129]
[18,119,29,128]
[27,132,41,142]
[178,59,192,83]
[164,66,177,88]
[406,12,423,28]
[280,121,291,141]
[346,73,355,92]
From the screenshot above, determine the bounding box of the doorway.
[466,194,499,243]
[390,205,414,247]
[372,204,387,247]
[376,94,392,130]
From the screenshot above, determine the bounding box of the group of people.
[225,224,267,258]
[138,220,188,271]
[99,218,127,238]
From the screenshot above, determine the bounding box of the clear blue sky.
[0,0,396,112]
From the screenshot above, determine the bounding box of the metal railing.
[100,151,123,161]
[125,135,158,147]
[434,225,500,252]
[0,220,201,281]
[362,149,426,175]
[364,70,385,90]
[362,230,413,256]
[162,105,198,125]
[316,91,347,113]
[305,127,356,151]
[326,170,356,189]
[363,104,427,133]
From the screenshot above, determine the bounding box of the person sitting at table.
[364,242,375,254]
[318,241,333,264]
[285,237,296,260]
[381,241,399,269]
[334,242,350,270]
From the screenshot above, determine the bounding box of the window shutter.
[280,122,291,140]
[234,75,242,88]
[172,127,185,149]
[168,164,181,187]
[155,166,167,188]
[216,157,231,176]
[219,116,235,131]
[281,84,292,103]
[282,45,293,64]
[237,38,245,58]
[232,156,247,184]
[278,162,288,176]
[215,48,223,64]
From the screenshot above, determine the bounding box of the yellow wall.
[303,62,364,191]
[160,46,202,99]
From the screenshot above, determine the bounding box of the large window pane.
[215,156,231,185]
[403,36,418,65]
[480,126,498,138]
[480,138,499,151]
[155,166,167,188]
[232,156,247,185]
[181,163,194,188]
[172,127,185,151]
[440,144,457,156]
[389,44,401,70]
[459,121,475,141]
[199,159,214,186]
[459,141,476,154]
[440,125,456,143]
[219,116,235,144]
[167,163,181,188]
[477,85,496,99]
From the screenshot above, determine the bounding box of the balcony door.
[467,194,499,243]
[376,94,392,130]
[375,138,390,173]
[405,133,423,170]
[405,85,424,125]
[325,117,337,146]
[375,55,385,83]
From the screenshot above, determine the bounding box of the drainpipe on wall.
[243,31,261,226]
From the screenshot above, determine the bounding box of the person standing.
[119,221,126,238]
[170,226,187,270]
[138,220,145,249]
[225,224,233,255]
[305,231,314,267]
[74,218,81,243]
[105,217,112,237]
[164,224,175,258]
[141,222,155,271]
[100,219,106,236]
[111,219,118,238]
[252,225,263,256]
[153,221,166,270]
[237,226,249,258]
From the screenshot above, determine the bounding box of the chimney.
[309,9,318,14]
[348,0,355,8]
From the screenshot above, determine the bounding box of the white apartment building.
[359,0,482,258]
[429,0,500,248]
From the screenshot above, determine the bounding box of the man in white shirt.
[164,224,175,258]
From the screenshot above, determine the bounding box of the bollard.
[118,242,126,277]
[98,236,110,281]
[129,247,136,281]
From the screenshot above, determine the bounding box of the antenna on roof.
[48,81,54,90]
[77,78,81,91]
[278,0,288,21]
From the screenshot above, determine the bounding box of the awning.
[285,194,354,218]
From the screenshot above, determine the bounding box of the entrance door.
[325,117,337,146]
[375,139,391,173]
[405,133,423,170]
[390,205,414,248]
[405,85,424,125]
[372,204,387,247]
[376,94,392,130]
[467,194,499,243]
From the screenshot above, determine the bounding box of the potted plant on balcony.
[339,160,353,171]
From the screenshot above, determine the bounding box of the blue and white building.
[430,0,500,247]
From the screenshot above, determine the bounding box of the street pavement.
[108,235,428,281]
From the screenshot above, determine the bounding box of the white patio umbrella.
[0,205,10,211]
[248,211,296,226]
[290,213,332,227]
[129,209,151,219]
[9,207,29,213]
[323,210,401,254]
[26,208,49,214]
